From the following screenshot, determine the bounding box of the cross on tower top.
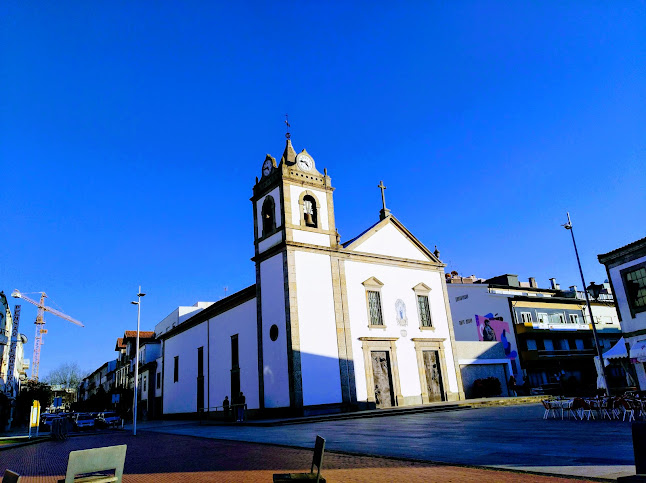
[284,114,291,140]
[378,180,391,220]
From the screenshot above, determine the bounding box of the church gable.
[343,217,439,263]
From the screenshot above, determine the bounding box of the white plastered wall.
[208,298,259,409]
[289,185,329,231]
[609,254,646,389]
[260,253,291,407]
[344,260,459,403]
[294,251,342,406]
[163,322,208,414]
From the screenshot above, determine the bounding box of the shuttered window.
[417,295,432,327]
[367,291,383,326]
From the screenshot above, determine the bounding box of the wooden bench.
[2,469,21,483]
[273,435,326,483]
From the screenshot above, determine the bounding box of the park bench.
[273,435,326,483]
[57,444,127,483]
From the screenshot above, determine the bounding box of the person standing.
[508,374,517,397]
[237,391,246,422]
[222,396,230,420]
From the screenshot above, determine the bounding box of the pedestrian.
[508,374,517,397]
[222,396,230,420]
[237,391,245,422]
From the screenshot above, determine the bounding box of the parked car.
[96,411,121,428]
[73,413,95,430]
[40,413,62,429]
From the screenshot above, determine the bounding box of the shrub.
[472,377,502,398]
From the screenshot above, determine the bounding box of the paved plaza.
[140,403,635,480]
[0,430,598,482]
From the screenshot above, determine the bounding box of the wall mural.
[475,313,518,360]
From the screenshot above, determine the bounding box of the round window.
[269,324,279,341]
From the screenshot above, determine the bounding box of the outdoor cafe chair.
[541,400,557,419]
[572,398,595,421]
[58,444,127,483]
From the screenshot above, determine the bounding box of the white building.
[0,292,29,398]
[599,236,646,389]
[447,274,622,393]
[159,139,464,417]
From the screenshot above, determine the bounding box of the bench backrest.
[64,444,127,483]
[310,435,325,481]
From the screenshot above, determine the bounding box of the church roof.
[342,215,443,265]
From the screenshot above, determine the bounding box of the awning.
[630,340,646,363]
[604,337,628,362]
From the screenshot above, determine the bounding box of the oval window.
[269,324,279,341]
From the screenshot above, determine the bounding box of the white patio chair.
[58,444,127,483]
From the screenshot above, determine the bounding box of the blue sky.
[1,2,644,378]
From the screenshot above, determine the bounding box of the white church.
[158,138,464,417]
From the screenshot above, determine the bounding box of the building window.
[156,372,161,389]
[622,263,646,317]
[303,195,318,228]
[412,283,432,328]
[537,313,548,324]
[550,313,565,324]
[417,295,432,327]
[143,375,147,392]
[569,314,579,324]
[173,356,179,383]
[543,339,554,351]
[520,312,532,323]
[526,339,537,351]
[367,291,384,326]
[261,196,276,236]
[575,339,584,350]
[197,346,204,378]
[559,339,570,350]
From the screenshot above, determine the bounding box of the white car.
[73,413,95,430]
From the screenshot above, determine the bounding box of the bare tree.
[44,361,85,389]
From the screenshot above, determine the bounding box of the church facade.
[160,139,464,417]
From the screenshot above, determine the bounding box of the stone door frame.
[412,338,448,404]
[359,337,403,407]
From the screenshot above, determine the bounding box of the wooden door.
[423,350,445,402]
[371,351,395,408]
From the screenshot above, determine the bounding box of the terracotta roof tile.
[123,330,155,339]
[115,337,125,350]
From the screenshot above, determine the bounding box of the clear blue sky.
[1,2,644,378]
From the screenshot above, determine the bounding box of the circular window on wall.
[269,324,279,341]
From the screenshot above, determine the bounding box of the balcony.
[521,348,597,361]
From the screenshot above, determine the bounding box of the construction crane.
[11,290,84,381]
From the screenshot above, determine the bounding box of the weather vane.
[285,114,291,139]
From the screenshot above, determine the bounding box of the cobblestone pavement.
[0,431,597,482]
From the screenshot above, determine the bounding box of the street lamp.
[563,213,610,395]
[130,286,146,436]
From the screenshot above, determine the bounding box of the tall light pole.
[130,286,145,435]
[563,213,610,395]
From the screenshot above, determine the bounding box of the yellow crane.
[11,290,84,381]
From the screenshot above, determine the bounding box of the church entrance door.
[371,351,395,408]
[423,350,445,402]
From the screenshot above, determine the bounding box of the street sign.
[53,396,62,408]
[30,401,40,428]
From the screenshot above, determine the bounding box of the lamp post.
[130,286,145,435]
[563,213,610,395]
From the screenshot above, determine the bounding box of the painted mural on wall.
[475,313,518,360]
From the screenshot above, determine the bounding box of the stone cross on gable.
[378,180,391,220]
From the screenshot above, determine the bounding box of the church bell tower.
[251,137,340,414]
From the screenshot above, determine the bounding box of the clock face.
[262,159,273,176]
[296,154,313,172]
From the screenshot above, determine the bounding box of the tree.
[44,361,85,389]
[16,380,51,425]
